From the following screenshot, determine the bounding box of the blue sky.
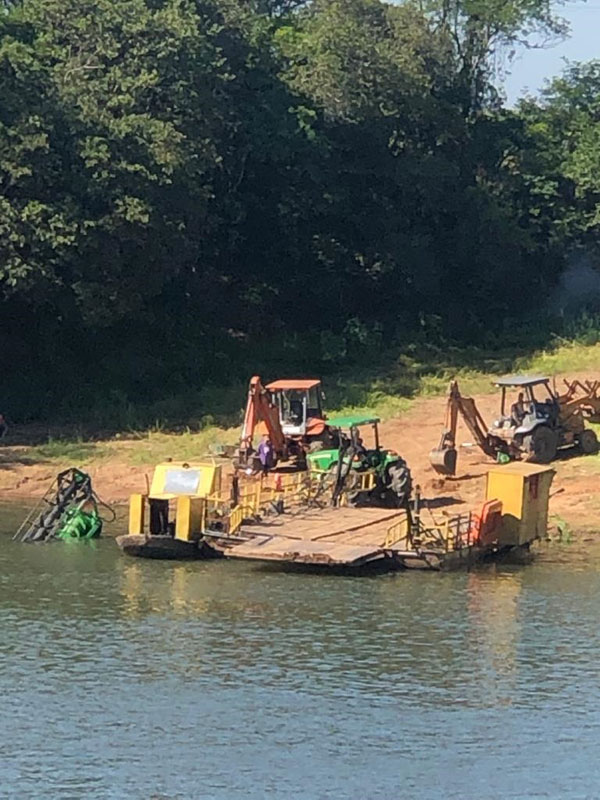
[502,3,599,103]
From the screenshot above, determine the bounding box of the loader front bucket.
[429,442,457,476]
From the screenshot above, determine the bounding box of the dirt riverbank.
[1,375,599,535]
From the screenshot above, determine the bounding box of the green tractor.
[306,415,412,508]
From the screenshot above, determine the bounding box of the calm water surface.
[1,503,600,799]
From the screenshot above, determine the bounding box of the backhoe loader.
[235,376,334,472]
[430,376,600,476]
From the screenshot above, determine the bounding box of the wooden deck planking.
[226,506,408,566]
[323,520,399,547]
[227,536,386,566]
[240,507,401,543]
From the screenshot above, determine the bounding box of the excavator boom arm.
[454,393,498,458]
[240,376,287,455]
[430,381,506,475]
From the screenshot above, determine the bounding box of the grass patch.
[28,439,111,463]
[399,340,600,400]
[124,426,240,466]
[519,341,600,376]
[17,336,600,468]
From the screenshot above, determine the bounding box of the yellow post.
[229,505,244,535]
[174,496,204,542]
[128,494,145,535]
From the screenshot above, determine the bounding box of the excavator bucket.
[429,442,457,476]
[429,380,496,476]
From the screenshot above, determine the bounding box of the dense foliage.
[0,0,598,421]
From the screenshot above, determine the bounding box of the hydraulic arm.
[430,381,516,476]
[240,375,287,458]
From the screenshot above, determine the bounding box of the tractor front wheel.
[523,426,558,464]
[578,428,599,455]
[385,460,413,507]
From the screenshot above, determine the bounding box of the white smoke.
[551,253,600,315]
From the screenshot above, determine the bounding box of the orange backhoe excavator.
[430,376,600,476]
[236,376,332,471]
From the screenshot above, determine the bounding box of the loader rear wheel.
[578,429,599,455]
[523,426,558,464]
[386,460,412,507]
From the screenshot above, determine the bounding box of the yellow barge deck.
[215,462,556,571]
[121,460,556,572]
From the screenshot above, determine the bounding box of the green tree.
[424,0,570,111]
[0,0,592,422]
[532,61,600,233]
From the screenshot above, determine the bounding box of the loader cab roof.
[266,379,321,391]
[494,375,549,388]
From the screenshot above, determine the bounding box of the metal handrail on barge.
[383,508,478,554]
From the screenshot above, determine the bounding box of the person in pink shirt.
[257,434,274,475]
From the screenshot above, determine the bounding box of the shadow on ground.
[0,450,48,469]
[424,496,465,510]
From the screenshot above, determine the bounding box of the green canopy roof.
[326,414,380,429]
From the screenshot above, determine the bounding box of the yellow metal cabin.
[128,461,222,543]
[487,462,555,547]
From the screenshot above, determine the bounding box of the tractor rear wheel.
[523,426,558,464]
[578,428,599,455]
[385,460,413,507]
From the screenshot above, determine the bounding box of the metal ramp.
[227,535,386,567]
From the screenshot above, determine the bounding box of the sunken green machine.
[14,467,106,543]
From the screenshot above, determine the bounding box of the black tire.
[320,463,339,491]
[523,426,558,463]
[385,459,413,507]
[314,462,345,499]
[342,471,363,504]
[578,428,599,455]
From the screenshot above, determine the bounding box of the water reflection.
[467,571,521,705]
[3,510,600,798]
[119,559,214,618]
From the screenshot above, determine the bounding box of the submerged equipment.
[14,467,112,543]
[55,506,103,541]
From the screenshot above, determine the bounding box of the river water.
[1,504,600,799]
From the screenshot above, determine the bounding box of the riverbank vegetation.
[2,0,600,429]
[11,336,600,464]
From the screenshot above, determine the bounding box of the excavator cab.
[236,376,330,473]
[265,379,325,437]
[494,376,559,432]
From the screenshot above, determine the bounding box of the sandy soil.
[383,389,600,533]
[1,372,600,533]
